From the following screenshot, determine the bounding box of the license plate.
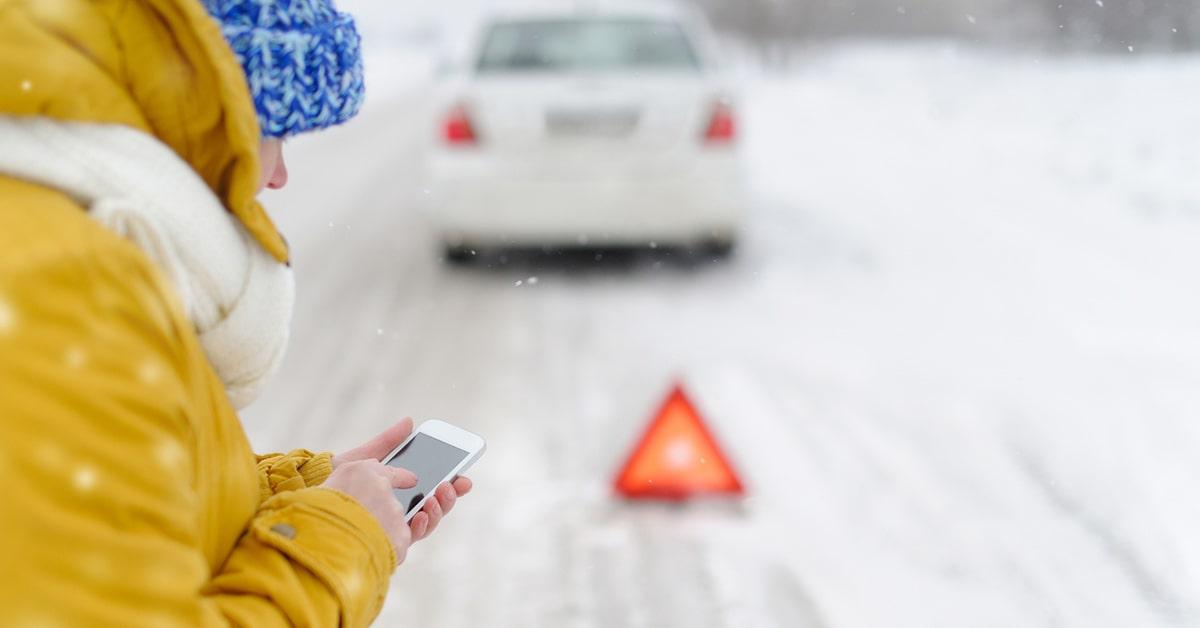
[545,108,640,138]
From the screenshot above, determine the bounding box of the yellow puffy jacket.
[0,1,395,625]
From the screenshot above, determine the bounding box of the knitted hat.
[202,0,365,138]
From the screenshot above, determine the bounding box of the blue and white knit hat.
[202,0,365,138]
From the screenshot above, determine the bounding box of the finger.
[421,493,444,536]
[451,476,473,496]
[393,507,413,542]
[435,482,457,515]
[391,535,410,566]
[384,465,418,489]
[336,418,415,464]
[362,417,415,460]
[409,511,429,541]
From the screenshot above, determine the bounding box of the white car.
[424,3,744,261]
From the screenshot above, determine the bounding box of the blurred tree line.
[688,0,1200,56]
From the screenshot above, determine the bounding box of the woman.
[0,0,467,625]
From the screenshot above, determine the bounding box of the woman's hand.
[333,418,474,544]
[409,475,473,542]
[332,418,417,469]
[322,460,417,564]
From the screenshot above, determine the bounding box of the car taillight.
[443,105,477,145]
[703,102,736,144]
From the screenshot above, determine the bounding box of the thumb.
[385,465,419,489]
[336,418,415,465]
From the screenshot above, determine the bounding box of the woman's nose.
[267,157,288,190]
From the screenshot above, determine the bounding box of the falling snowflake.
[0,296,14,335]
[156,439,185,470]
[139,360,163,384]
[74,466,98,492]
[64,346,87,369]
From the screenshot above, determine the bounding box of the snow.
[244,42,1200,627]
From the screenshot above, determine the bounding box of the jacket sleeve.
[205,488,396,625]
[256,449,336,501]
[0,239,395,626]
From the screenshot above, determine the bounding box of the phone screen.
[385,434,469,515]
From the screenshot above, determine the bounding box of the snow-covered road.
[244,45,1200,627]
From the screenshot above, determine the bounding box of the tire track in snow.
[1011,443,1189,625]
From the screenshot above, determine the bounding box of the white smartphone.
[381,420,486,522]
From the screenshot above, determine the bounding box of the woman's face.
[258,138,288,192]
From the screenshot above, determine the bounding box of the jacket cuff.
[252,488,397,624]
[257,449,335,499]
[299,451,334,486]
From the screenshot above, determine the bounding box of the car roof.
[481,0,700,23]
[443,1,720,71]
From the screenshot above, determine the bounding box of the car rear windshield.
[476,18,702,73]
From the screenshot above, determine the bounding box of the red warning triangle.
[614,384,745,500]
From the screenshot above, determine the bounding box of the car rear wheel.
[701,235,736,259]
[442,242,475,265]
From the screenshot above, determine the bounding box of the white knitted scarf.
[0,117,293,409]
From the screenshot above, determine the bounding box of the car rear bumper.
[425,152,744,246]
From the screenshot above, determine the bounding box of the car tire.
[442,242,474,265]
[702,236,736,259]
